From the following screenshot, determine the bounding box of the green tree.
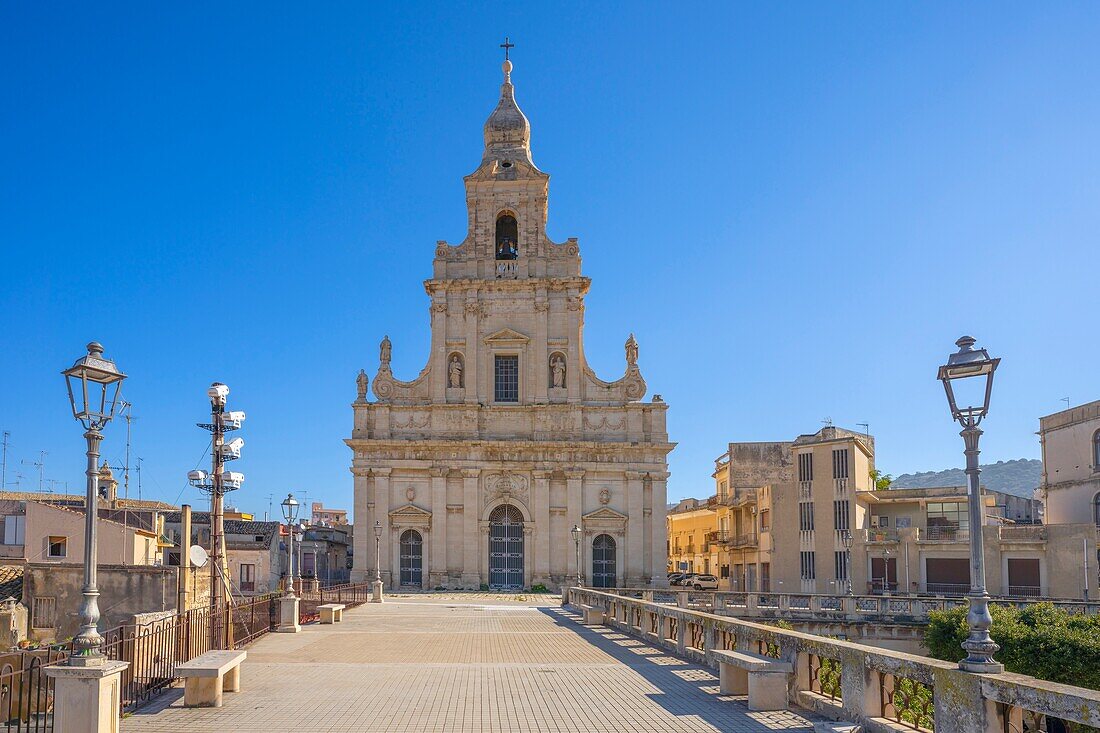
[870,469,893,491]
[925,603,1100,691]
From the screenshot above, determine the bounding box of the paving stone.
[122,595,819,732]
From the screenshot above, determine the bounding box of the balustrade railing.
[568,587,1100,733]
[599,587,1100,624]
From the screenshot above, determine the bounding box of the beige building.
[311,502,348,526]
[1039,398,1100,526]
[686,424,1097,599]
[667,498,717,575]
[859,485,1094,598]
[348,57,673,590]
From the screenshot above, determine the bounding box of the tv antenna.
[1061,397,1071,410]
[821,417,833,428]
[22,451,47,492]
[1,431,9,491]
[856,422,870,437]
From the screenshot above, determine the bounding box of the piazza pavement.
[121,593,822,732]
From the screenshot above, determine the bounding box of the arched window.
[495,214,518,260]
[1094,429,1100,470]
[1094,492,1100,529]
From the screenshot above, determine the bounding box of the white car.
[691,574,719,590]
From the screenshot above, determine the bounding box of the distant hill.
[892,459,1041,499]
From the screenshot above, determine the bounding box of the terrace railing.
[600,587,1100,624]
[567,587,1100,733]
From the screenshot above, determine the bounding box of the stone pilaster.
[625,470,645,586]
[429,467,448,587]
[374,468,392,586]
[648,471,670,586]
[565,468,585,581]
[533,470,551,585]
[350,466,371,583]
[464,295,480,404]
[461,469,481,588]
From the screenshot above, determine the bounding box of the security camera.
[208,383,230,400]
[187,470,209,485]
[223,411,246,423]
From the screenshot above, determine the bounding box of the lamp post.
[841,530,854,596]
[570,524,582,588]
[938,335,1003,674]
[281,494,300,598]
[45,345,129,733]
[61,342,126,665]
[371,520,383,602]
[276,493,302,633]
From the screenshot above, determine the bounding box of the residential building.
[1039,398,1100,526]
[347,57,672,590]
[162,512,283,596]
[666,498,717,577]
[299,524,351,584]
[311,502,349,526]
[859,485,1095,598]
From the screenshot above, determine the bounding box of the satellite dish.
[189,545,209,568]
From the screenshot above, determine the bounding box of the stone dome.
[483,60,530,151]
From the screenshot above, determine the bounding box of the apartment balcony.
[998,525,1047,543]
[730,532,759,548]
[917,525,968,543]
[725,488,758,507]
[862,528,899,544]
[705,530,730,544]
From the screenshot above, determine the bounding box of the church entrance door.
[488,505,524,589]
[400,530,423,587]
[592,534,616,588]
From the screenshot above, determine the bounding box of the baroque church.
[347,55,673,590]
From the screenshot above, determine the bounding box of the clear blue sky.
[2,4,1098,517]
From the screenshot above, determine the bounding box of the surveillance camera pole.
[210,396,231,647]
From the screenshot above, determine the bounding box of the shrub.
[924,603,1100,691]
[530,584,549,593]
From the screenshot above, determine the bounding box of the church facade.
[347,57,673,590]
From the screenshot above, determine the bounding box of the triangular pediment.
[483,328,530,345]
[389,504,432,519]
[582,507,627,522]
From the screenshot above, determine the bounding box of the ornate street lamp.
[61,342,126,666]
[371,520,384,602]
[938,335,1003,674]
[841,530,854,596]
[281,493,300,598]
[570,524,582,588]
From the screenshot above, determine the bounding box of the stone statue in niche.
[449,355,464,388]
[356,369,368,401]
[625,333,638,366]
[550,354,566,388]
[380,335,392,366]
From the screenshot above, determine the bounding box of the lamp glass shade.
[373,520,382,538]
[62,342,126,430]
[937,336,998,424]
[570,524,581,542]
[281,493,300,523]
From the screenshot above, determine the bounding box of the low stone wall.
[568,587,1100,733]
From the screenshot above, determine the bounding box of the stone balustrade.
[603,587,1100,624]
[567,587,1100,733]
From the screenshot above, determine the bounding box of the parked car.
[691,574,719,590]
[672,573,697,587]
[666,573,684,585]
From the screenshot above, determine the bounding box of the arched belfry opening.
[495,214,519,260]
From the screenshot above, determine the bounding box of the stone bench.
[319,603,346,624]
[578,604,606,625]
[176,650,247,708]
[711,649,793,711]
